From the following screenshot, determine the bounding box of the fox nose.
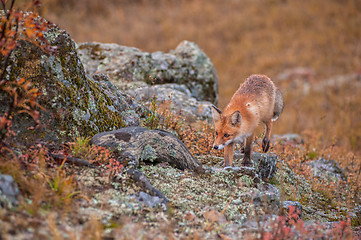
[213,145,218,150]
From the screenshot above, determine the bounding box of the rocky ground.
[1,144,358,239]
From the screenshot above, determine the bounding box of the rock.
[77,40,219,104]
[171,41,218,104]
[271,133,304,145]
[127,83,213,122]
[252,152,278,180]
[122,168,168,204]
[276,67,315,82]
[308,157,347,182]
[0,174,20,208]
[276,67,315,96]
[132,191,164,208]
[91,74,145,127]
[221,152,278,183]
[90,127,202,170]
[233,151,278,180]
[252,184,281,214]
[314,73,361,92]
[0,13,144,145]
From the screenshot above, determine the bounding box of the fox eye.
[224,133,230,138]
[215,131,218,136]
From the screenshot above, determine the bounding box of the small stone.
[0,173,20,208]
[133,191,163,208]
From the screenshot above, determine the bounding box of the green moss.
[307,151,318,160]
[268,176,279,186]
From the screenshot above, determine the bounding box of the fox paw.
[262,138,270,152]
[241,157,252,166]
[240,146,245,153]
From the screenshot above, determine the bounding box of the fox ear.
[230,111,242,126]
[211,105,222,122]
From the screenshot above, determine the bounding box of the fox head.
[211,105,242,150]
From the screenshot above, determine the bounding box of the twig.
[48,153,95,168]
[205,180,240,231]
[125,168,168,204]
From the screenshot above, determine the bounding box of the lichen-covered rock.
[252,152,278,180]
[232,151,278,180]
[77,40,219,104]
[0,13,144,145]
[308,157,347,182]
[91,74,145,127]
[90,127,202,170]
[127,83,213,121]
[0,173,20,208]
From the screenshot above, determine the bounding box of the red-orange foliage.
[260,206,353,240]
[0,0,51,148]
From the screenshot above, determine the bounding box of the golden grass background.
[21,0,361,152]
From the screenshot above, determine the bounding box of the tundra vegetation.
[0,0,360,239]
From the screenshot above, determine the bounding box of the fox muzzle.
[213,144,225,150]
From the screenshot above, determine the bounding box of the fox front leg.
[242,134,254,166]
[224,142,235,167]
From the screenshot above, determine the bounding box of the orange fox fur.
[211,74,284,167]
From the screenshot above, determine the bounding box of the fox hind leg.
[262,121,272,152]
[262,137,270,153]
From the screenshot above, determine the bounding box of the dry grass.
[277,80,361,152]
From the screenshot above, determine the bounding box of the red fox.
[211,74,284,167]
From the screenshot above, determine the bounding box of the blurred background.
[19,0,361,152]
